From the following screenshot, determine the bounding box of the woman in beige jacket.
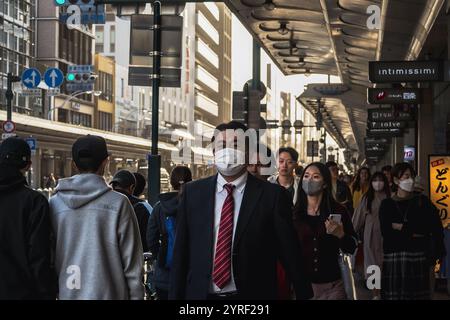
[352,172,391,299]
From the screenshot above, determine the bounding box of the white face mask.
[372,181,384,192]
[214,148,246,177]
[398,178,414,192]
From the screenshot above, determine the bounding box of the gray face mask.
[302,179,324,196]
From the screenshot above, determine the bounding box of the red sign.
[2,121,16,133]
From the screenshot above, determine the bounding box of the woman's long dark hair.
[293,162,338,219]
[352,167,371,193]
[365,172,391,213]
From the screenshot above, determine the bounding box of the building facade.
[0,0,36,115]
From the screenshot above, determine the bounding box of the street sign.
[368,109,414,122]
[369,60,444,83]
[128,66,181,87]
[44,68,64,88]
[129,14,183,88]
[59,2,106,24]
[2,121,16,133]
[367,88,425,104]
[307,140,319,157]
[48,88,61,96]
[25,137,37,152]
[2,133,17,140]
[21,68,41,89]
[19,89,42,97]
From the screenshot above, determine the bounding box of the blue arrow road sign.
[21,68,41,89]
[25,137,37,151]
[44,68,64,88]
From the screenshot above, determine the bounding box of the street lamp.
[48,90,101,120]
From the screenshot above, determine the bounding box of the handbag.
[338,248,357,300]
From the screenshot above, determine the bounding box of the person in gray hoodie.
[49,135,144,300]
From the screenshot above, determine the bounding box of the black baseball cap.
[72,135,109,171]
[110,170,136,189]
[0,137,31,168]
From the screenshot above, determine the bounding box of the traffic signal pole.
[148,1,161,206]
[6,73,21,121]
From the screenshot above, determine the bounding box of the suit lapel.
[233,174,263,247]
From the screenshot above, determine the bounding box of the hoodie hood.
[53,174,111,209]
[158,192,179,217]
[0,164,26,191]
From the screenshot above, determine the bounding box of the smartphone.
[329,214,342,224]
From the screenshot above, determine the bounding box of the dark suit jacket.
[169,173,313,300]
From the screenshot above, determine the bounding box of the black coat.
[116,190,151,252]
[169,173,313,300]
[0,165,56,299]
[147,192,179,291]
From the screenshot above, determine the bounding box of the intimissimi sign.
[369,61,444,83]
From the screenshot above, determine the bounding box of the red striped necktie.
[213,183,235,289]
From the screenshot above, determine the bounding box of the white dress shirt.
[210,171,248,294]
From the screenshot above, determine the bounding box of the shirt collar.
[217,171,248,194]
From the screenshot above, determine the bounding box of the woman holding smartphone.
[352,172,391,299]
[293,162,358,299]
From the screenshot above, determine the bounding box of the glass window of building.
[95,25,104,53]
[196,65,219,92]
[196,38,219,68]
[197,12,219,45]
[204,2,220,21]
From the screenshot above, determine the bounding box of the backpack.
[164,216,176,269]
[154,203,176,269]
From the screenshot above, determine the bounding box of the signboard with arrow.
[44,68,64,88]
[21,68,41,89]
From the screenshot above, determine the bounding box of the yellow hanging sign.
[429,155,450,228]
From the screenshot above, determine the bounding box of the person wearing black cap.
[0,137,56,299]
[49,135,144,300]
[110,169,150,252]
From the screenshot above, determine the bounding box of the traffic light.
[66,65,96,92]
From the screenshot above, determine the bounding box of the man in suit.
[169,121,312,300]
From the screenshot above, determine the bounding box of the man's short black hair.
[133,172,146,197]
[382,165,393,172]
[211,121,248,143]
[278,147,299,162]
[326,161,338,168]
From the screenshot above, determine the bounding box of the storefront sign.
[367,128,403,138]
[369,60,444,83]
[404,146,415,161]
[429,155,450,228]
[368,109,414,122]
[367,88,424,104]
[368,121,407,130]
